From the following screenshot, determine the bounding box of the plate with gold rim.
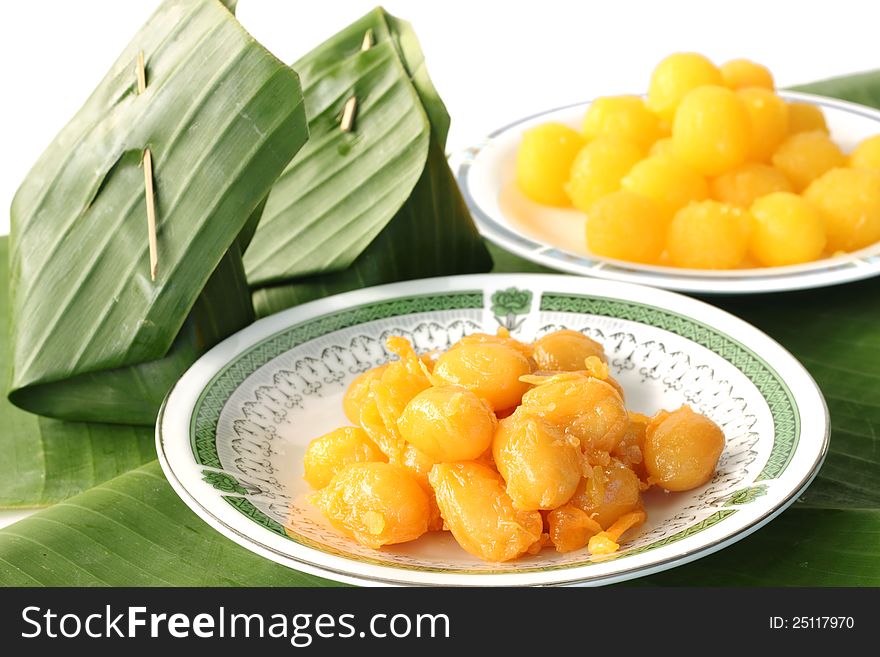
[157,274,828,586]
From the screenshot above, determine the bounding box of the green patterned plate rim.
[157,274,829,586]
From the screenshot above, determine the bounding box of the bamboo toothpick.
[340,97,358,133]
[136,50,147,94]
[340,31,373,133]
[142,149,158,281]
[136,50,158,281]
[361,28,374,51]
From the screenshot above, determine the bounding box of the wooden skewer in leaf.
[137,50,158,281]
[340,30,374,133]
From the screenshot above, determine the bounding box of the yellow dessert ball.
[303,426,387,490]
[672,86,751,176]
[433,342,532,411]
[645,407,724,492]
[647,52,723,122]
[312,462,430,548]
[397,385,497,462]
[710,162,793,207]
[749,192,826,266]
[428,462,542,562]
[492,411,582,511]
[720,58,775,90]
[771,130,845,191]
[649,137,675,158]
[737,87,789,161]
[803,167,880,252]
[342,364,387,424]
[621,155,709,222]
[667,200,749,269]
[532,329,606,371]
[582,95,661,150]
[585,191,666,264]
[516,122,585,205]
[565,136,643,211]
[849,135,880,171]
[786,102,829,135]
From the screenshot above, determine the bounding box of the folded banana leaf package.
[245,8,492,316]
[7,0,308,425]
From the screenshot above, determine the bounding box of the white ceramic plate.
[157,274,829,586]
[453,91,880,294]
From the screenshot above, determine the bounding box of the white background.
[0,0,878,525]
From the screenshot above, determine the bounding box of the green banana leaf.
[8,0,307,425]
[2,67,880,586]
[793,69,880,108]
[0,462,335,586]
[244,8,490,316]
[0,238,155,507]
[719,277,880,511]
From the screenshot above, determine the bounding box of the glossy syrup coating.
[613,411,650,482]
[358,385,406,461]
[303,426,387,490]
[342,364,388,425]
[456,330,533,359]
[492,411,583,511]
[570,463,642,529]
[312,462,430,549]
[429,462,543,562]
[397,385,497,462]
[389,443,444,532]
[547,504,602,553]
[365,337,434,460]
[520,373,628,453]
[588,510,647,555]
[433,341,532,411]
[532,329,606,371]
[375,337,432,421]
[644,406,725,491]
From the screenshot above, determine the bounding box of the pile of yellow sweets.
[516,53,880,268]
[303,329,724,562]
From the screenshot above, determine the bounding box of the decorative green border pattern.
[623,510,738,558]
[224,496,288,538]
[186,289,802,576]
[191,292,483,468]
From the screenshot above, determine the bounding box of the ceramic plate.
[157,274,828,586]
[453,91,880,294]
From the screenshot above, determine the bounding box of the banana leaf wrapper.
[8,0,308,424]
[244,8,491,317]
